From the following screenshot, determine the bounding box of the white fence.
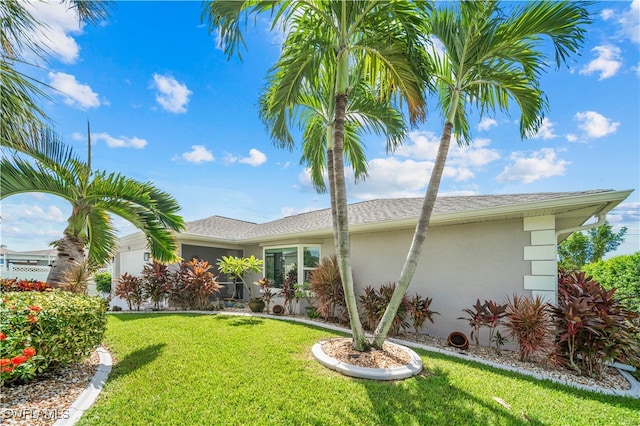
[1,264,113,296]
[0,264,50,282]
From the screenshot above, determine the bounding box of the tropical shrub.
[583,252,640,313]
[308,255,344,321]
[257,277,276,314]
[459,299,488,346]
[550,270,640,378]
[408,293,439,336]
[459,299,506,348]
[114,273,144,311]
[359,285,380,331]
[172,259,220,310]
[95,272,112,294]
[141,261,171,310]
[358,283,410,336]
[280,264,297,314]
[503,294,553,362]
[1,278,52,292]
[1,291,106,386]
[60,260,92,294]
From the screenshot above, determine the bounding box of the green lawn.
[78,314,640,426]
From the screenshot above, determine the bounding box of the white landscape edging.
[54,347,113,426]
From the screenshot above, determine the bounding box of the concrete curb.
[312,339,423,380]
[108,310,639,398]
[54,347,113,426]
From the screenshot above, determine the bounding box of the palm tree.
[1,0,111,149]
[372,0,591,347]
[260,62,407,192]
[0,126,185,286]
[205,0,430,350]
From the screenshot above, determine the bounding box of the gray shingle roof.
[182,190,615,241]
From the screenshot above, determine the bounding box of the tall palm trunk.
[333,92,369,351]
[372,121,454,348]
[47,233,86,287]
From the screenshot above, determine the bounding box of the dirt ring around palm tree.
[312,337,422,380]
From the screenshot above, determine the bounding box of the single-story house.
[0,248,58,282]
[114,189,632,341]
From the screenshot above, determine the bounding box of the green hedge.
[1,291,107,385]
[583,252,640,313]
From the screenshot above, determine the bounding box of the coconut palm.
[372,0,591,346]
[1,0,111,149]
[205,0,430,350]
[0,127,184,286]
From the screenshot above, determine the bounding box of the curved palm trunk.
[372,121,454,348]
[333,93,369,351]
[47,233,86,287]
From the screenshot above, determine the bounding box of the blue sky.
[1,1,639,257]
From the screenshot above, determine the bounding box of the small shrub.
[1,279,52,292]
[357,283,410,336]
[280,264,297,314]
[459,299,488,346]
[1,291,107,386]
[141,261,171,310]
[359,285,380,331]
[550,270,640,378]
[257,277,276,314]
[408,293,439,335]
[459,299,506,348]
[308,255,344,321]
[171,259,221,310]
[95,272,112,294]
[115,273,144,311]
[60,260,92,294]
[503,294,553,362]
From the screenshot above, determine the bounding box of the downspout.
[555,214,606,241]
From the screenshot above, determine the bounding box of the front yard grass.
[78,313,640,425]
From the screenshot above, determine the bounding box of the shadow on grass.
[108,343,166,380]
[108,312,209,321]
[358,365,544,426]
[419,349,640,409]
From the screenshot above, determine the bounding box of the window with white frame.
[264,245,320,288]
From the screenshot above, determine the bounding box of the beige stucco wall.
[348,218,531,343]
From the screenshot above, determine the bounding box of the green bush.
[582,252,640,313]
[0,291,107,386]
[95,272,112,294]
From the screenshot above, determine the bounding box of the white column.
[523,216,557,303]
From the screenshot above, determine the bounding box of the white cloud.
[151,73,192,113]
[26,0,83,64]
[477,118,498,131]
[225,149,267,166]
[5,204,66,224]
[280,206,315,217]
[300,131,500,200]
[618,0,640,44]
[497,148,569,183]
[531,117,557,140]
[180,145,214,164]
[565,133,579,143]
[93,132,148,149]
[574,111,620,138]
[48,72,100,109]
[601,9,615,21]
[239,149,267,166]
[579,45,622,80]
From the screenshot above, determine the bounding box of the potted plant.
[217,255,265,312]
